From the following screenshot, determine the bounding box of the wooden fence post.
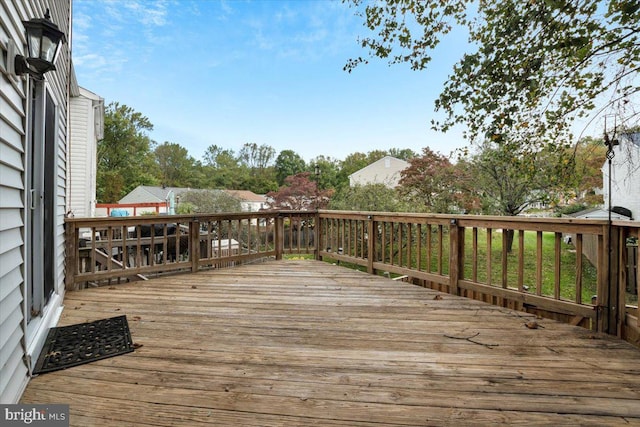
[367,215,375,275]
[448,219,462,296]
[275,215,284,260]
[315,212,321,261]
[597,224,620,335]
[64,219,77,291]
[617,226,627,337]
[190,218,200,273]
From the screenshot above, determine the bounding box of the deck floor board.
[21,260,640,426]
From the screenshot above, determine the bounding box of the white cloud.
[122,0,169,26]
[73,52,106,68]
[219,0,233,20]
[73,12,92,31]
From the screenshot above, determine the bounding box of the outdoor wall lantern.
[12,9,65,79]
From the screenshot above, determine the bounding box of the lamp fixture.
[13,9,65,79]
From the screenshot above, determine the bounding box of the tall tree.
[397,147,471,213]
[330,183,412,212]
[202,145,243,189]
[238,142,278,193]
[203,145,236,168]
[388,148,417,161]
[97,102,158,202]
[569,136,607,205]
[176,190,242,214]
[468,140,567,216]
[238,142,276,170]
[154,141,202,188]
[345,0,640,147]
[310,156,343,190]
[275,150,307,186]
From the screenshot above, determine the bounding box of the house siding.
[69,87,102,217]
[602,138,640,220]
[348,156,409,188]
[0,0,72,403]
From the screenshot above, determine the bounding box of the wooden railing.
[64,211,316,289]
[317,211,639,344]
[65,210,638,345]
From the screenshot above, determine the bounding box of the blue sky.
[72,0,470,163]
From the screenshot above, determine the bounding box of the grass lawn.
[316,228,600,304]
[294,227,639,307]
[464,229,598,304]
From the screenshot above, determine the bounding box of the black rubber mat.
[34,315,134,374]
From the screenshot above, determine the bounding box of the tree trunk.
[505,229,515,253]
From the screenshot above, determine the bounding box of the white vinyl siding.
[69,88,101,217]
[0,0,71,403]
[602,139,640,220]
[348,156,410,189]
[0,21,28,402]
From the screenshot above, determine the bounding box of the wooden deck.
[21,260,640,426]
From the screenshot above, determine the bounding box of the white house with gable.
[349,156,409,189]
[225,190,267,212]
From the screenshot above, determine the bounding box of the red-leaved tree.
[266,172,334,211]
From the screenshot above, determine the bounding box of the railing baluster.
[518,230,524,292]
[502,229,508,289]
[472,227,478,283]
[576,233,583,304]
[407,223,413,271]
[438,224,444,275]
[486,228,492,286]
[536,231,543,296]
[426,224,432,273]
[555,232,562,300]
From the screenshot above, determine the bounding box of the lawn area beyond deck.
[21,260,640,426]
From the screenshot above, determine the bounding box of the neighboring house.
[349,156,410,188]
[602,132,640,220]
[118,185,192,204]
[111,185,192,216]
[0,0,72,403]
[114,186,266,216]
[68,87,104,217]
[225,190,267,212]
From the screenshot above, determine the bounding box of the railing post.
[315,212,321,261]
[64,219,77,291]
[448,219,462,296]
[275,215,284,260]
[597,224,620,335]
[367,215,375,275]
[616,225,626,337]
[190,218,200,273]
